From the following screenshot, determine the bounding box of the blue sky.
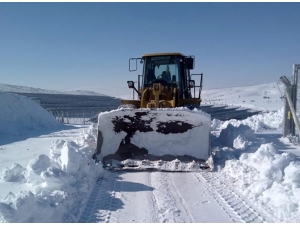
[0,2,300,97]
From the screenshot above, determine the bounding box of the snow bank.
[222,143,300,222]
[0,92,63,135]
[211,107,284,133]
[0,124,103,223]
[97,108,211,160]
[213,118,300,222]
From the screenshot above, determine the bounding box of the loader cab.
[141,53,194,99]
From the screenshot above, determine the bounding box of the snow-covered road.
[79,170,272,223]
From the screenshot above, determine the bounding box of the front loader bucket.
[94,108,211,164]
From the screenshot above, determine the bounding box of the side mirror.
[188,80,195,88]
[129,58,143,72]
[127,81,135,89]
[185,57,194,70]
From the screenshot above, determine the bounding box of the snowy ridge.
[0,83,106,96]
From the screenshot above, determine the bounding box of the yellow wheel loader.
[94,52,212,171]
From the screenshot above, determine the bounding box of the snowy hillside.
[0,83,106,96]
[201,82,285,111]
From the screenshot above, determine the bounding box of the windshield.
[143,55,180,86]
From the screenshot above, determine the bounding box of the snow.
[0,92,63,135]
[220,143,300,222]
[97,108,211,160]
[201,82,285,111]
[0,124,103,222]
[0,82,106,96]
[1,81,300,222]
[211,121,300,222]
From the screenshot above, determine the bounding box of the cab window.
[143,56,180,87]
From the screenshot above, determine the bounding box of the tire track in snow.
[147,174,160,223]
[193,172,272,223]
[167,173,194,223]
[149,172,193,223]
[78,171,119,223]
[107,171,159,223]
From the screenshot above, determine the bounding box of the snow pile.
[0,124,103,223]
[222,144,300,222]
[0,92,63,135]
[97,108,211,160]
[218,123,256,149]
[212,122,262,167]
[213,122,300,222]
[211,107,284,133]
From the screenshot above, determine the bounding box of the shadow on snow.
[0,124,81,146]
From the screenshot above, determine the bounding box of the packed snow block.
[97,108,211,160]
[211,118,223,131]
[218,123,256,148]
[50,139,66,156]
[39,167,76,191]
[48,139,67,169]
[0,92,63,135]
[24,155,52,185]
[60,141,82,174]
[77,123,98,150]
[27,154,51,175]
[233,135,251,150]
[0,163,25,182]
[283,162,300,186]
[75,124,99,159]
